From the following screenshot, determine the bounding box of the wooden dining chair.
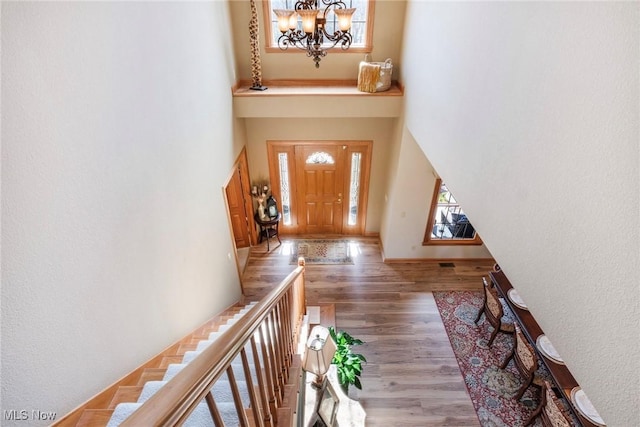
[473,277,493,324]
[525,380,573,427]
[501,324,543,399]
[475,277,514,346]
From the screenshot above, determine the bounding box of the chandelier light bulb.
[298,10,318,34]
[334,8,356,32]
[273,9,295,33]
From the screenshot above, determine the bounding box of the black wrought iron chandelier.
[273,0,356,68]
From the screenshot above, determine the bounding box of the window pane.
[268,0,368,47]
[348,153,362,226]
[431,182,476,240]
[306,152,335,164]
[278,153,292,225]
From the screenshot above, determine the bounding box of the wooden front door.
[268,141,372,235]
[295,145,345,234]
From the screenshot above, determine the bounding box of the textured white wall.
[1,1,243,421]
[402,1,639,424]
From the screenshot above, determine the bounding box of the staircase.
[107,303,257,426]
[56,260,307,427]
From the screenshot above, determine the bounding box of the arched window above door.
[306,152,335,165]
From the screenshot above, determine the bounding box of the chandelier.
[273,1,356,68]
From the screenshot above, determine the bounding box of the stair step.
[75,409,114,427]
[218,323,233,332]
[176,342,198,354]
[182,340,256,366]
[138,379,251,406]
[162,364,186,381]
[159,355,182,369]
[135,368,165,387]
[107,386,143,409]
[107,401,240,427]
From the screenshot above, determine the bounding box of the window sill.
[422,238,484,246]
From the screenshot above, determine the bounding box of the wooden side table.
[254,212,281,251]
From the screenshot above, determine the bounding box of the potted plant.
[328,326,367,395]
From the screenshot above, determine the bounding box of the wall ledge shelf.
[232,79,404,118]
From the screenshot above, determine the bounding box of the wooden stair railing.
[119,258,307,427]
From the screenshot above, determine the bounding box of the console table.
[254,212,281,251]
[490,270,601,427]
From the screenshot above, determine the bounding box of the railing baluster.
[241,346,264,427]
[226,365,250,427]
[250,334,273,427]
[205,391,225,427]
[284,290,294,362]
[275,301,289,383]
[268,311,285,401]
[286,290,294,362]
[260,321,279,423]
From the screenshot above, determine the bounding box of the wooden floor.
[243,236,495,427]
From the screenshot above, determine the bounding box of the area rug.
[290,239,353,265]
[432,291,576,427]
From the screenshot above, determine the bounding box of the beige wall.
[402,1,639,424]
[1,2,243,420]
[244,118,397,233]
[230,0,407,80]
[380,127,493,259]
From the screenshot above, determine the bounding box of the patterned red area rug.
[290,239,353,265]
[433,291,545,427]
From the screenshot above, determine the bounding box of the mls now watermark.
[4,410,57,422]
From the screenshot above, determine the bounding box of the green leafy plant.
[328,326,367,393]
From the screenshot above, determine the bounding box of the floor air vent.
[439,262,456,268]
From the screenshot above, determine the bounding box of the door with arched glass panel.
[296,145,345,234]
[267,141,371,235]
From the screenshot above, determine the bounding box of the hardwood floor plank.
[242,237,492,426]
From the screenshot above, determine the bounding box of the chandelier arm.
[318,0,348,8]
[318,27,353,49]
[293,0,316,11]
[277,32,312,51]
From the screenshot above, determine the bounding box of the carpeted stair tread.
[176,342,198,354]
[107,401,240,427]
[163,353,257,383]
[183,339,256,365]
[162,363,186,382]
[159,355,183,369]
[138,379,251,406]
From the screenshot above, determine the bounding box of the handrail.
[121,259,307,426]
